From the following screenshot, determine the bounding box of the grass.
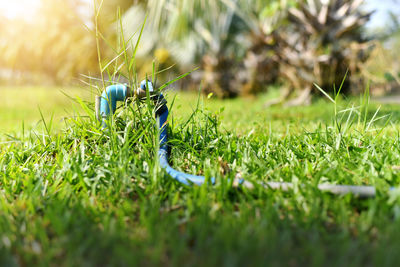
[0,86,94,133]
[1,84,400,266]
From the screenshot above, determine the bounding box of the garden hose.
[96,80,383,198]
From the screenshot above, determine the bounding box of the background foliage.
[0,0,399,99]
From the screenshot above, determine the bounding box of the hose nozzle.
[136,79,155,98]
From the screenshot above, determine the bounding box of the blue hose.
[99,83,216,186]
[100,84,129,117]
[98,82,391,197]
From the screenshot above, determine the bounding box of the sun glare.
[0,0,41,19]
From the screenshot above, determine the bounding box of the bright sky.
[365,0,400,28]
[0,0,41,19]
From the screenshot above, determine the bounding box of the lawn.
[0,86,96,133]
[1,86,400,266]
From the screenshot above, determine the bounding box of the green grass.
[0,86,94,133]
[1,86,400,266]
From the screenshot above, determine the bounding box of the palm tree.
[272,0,373,105]
[120,0,372,102]
[122,0,245,97]
[222,0,290,96]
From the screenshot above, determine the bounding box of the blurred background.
[0,0,399,131]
